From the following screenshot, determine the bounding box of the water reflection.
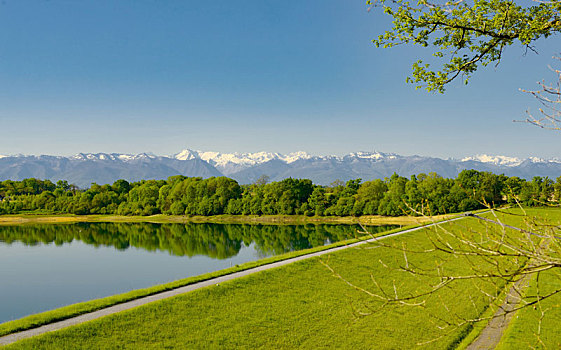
[0,223,397,259]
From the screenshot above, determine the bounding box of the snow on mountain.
[70,153,157,162]
[173,149,398,169]
[117,154,136,161]
[173,149,199,161]
[0,155,6,159]
[461,154,561,167]
[345,151,398,161]
[279,151,313,163]
[172,149,314,174]
[71,153,118,161]
[461,154,523,167]
[200,151,280,167]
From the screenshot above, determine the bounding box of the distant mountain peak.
[70,152,157,162]
[173,149,199,161]
[460,154,561,167]
[461,154,523,167]
[173,149,313,172]
[345,151,397,161]
[282,151,313,163]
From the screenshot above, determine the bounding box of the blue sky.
[0,0,560,159]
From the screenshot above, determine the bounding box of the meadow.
[495,208,561,349]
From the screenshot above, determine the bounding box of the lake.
[0,222,397,323]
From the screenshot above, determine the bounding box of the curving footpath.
[0,215,468,346]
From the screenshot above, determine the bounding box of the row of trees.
[1,170,560,217]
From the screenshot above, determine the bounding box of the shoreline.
[0,214,468,345]
[0,222,424,339]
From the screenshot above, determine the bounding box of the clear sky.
[1,0,560,159]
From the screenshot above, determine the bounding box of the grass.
[456,206,561,349]
[493,207,561,349]
[496,270,561,349]
[454,280,512,349]
[3,213,512,349]
[0,212,453,226]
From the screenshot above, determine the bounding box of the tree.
[308,187,329,216]
[522,56,561,130]
[254,174,270,186]
[369,0,561,92]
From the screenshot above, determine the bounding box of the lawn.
[495,207,561,350]
[497,269,561,349]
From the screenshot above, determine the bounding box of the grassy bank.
[4,213,513,349]
[0,213,451,226]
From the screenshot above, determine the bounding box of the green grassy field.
[4,213,515,349]
[497,269,561,349]
[495,208,561,349]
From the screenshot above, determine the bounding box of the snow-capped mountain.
[173,149,313,175]
[0,153,221,188]
[461,154,524,167]
[344,151,398,161]
[70,153,157,162]
[1,150,560,187]
[460,154,561,167]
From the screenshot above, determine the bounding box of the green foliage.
[0,170,553,218]
[369,0,561,92]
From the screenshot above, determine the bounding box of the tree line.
[0,170,560,217]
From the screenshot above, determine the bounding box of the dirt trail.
[466,274,532,349]
[466,232,550,349]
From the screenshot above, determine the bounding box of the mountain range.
[1,150,560,188]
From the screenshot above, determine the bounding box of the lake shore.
[0,213,450,226]
[1,212,497,349]
[0,220,425,340]
[0,217,468,346]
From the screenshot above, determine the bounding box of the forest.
[0,170,559,217]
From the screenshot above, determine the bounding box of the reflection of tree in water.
[0,223,397,259]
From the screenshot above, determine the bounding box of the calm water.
[0,222,396,323]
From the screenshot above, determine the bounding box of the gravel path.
[0,215,466,346]
[466,235,548,349]
[466,273,532,350]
